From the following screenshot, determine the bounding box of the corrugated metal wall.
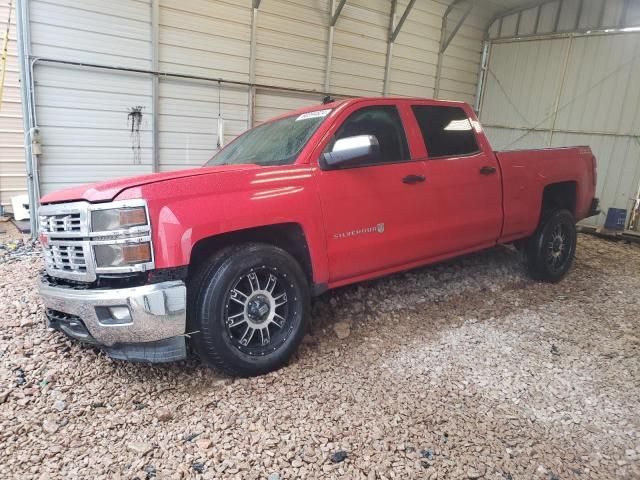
[0,0,26,212]
[23,0,489,197]
[480,31,640,228]
[31,0,154,192]
[436,2,488,105]
[488,0,640,40]
[158,0,250,170]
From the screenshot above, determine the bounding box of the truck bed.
[496,146,596,243]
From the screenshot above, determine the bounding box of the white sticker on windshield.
[296,109,331,121]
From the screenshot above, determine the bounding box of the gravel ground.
[1,233,639,480]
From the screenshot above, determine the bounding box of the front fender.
[116,166,329,284]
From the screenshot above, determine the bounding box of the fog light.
[96,305,132,325]
[109,306,132,322]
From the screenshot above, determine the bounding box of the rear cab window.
[411,105,480,159]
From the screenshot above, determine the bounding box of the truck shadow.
[107,234,615,382]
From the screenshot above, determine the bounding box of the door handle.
[479,166,497,175]
[402,174,426,184]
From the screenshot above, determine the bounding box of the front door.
[315,104,430,283]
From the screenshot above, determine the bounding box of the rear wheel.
[525,209,576,282]
[188,243,310,376]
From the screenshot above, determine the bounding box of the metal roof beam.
[331,0,347,26]
[486,0,555,35]
[441,0,474,53]
[390,0,416,42]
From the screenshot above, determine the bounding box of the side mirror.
[322,135,381,169]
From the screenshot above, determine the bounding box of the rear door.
[314,102,430,283]
[410,103,502,255]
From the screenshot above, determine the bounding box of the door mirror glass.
[322,135,381,169]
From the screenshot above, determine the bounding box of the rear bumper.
[38,278,187,362]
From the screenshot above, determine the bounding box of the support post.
[324,0,336,93]
[151,0,159,173]
[15,0,38,237]
[474,40,490,113]
[382,0,397,96]
[248,1,259,129]
[549,36,573,146]
[434,16,446,98]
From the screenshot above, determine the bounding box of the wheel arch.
[189,223,316,288]
[540,181,577,219]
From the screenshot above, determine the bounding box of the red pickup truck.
[38,97,598,376]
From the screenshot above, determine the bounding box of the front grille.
[39,213,82,233]
[39,199,153,283]
[39,202,94,282]
[43,244,87,274]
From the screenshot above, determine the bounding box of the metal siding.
[438,11,488,103]
[481,39,569,130]
[158,0,250,171]
[27,0,490,195]
[331,1,388,96]
[501,13,518,37]
[601,0,625,27]
[253,89,320,125]
[481,32,640,228]
[30,0,152,68]
[0,0,26,211]
[255,0,327,92]
[159,80,248,171]
[30,0,153,195]
[578,0,603,29]
[518,7,538,35]
[627,2,640,27]
[537,1,561,33]
[557,0,581,31]
[35,65,153,193]
[389,0,441,98]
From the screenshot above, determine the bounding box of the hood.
[40,164,256,204]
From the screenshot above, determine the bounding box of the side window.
[332,105,409,165]
[412,105,480,158]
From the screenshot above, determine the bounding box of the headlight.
[94,242,152,267]
[91,207,147,232]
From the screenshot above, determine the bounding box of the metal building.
[1,0,640,233]
[480,0,640,230]
[0,1,24,212]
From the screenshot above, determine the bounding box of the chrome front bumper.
[38,279,187,362]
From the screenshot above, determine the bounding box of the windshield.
[205,108,332,167]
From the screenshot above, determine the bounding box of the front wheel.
[525,209,577,282]
[188,243,310,377]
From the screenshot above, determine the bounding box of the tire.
[188,243,310,377]
[525,209,577,283]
